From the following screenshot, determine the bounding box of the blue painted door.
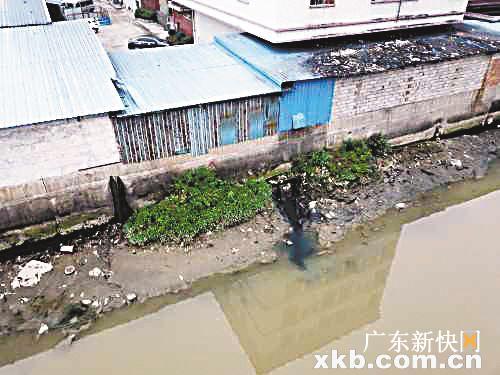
[278,79,335,132]
[220,117,237,146]
[249,112,265,140]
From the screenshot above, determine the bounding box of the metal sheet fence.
[112,95,280,164]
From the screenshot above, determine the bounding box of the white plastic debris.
[126,293,137,303]
[231,248,240,254]
[450,159,464,170]
[0,293,5,302]
[91,300,100,309]
[60,245,74,253]
[308,201,317,209]
[38,323,49,336]
[11,261,53,289]
[81,299,92,306]
[88,267,103,278]
[395,203,407,210]
[64,266,76,276]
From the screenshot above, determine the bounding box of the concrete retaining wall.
[0,116,121,188]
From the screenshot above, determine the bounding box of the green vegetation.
[134,7,157,21]
[168,31,194,46]
[292,135,391,188]
[124,167,272,246]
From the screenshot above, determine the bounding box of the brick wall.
[332,56,490,120]
[141,0,159,11]
[0,116,121,188]
[172,10,193,36]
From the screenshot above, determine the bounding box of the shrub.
[366,133,392,157]
[134,7,157,21]
[291,137,384,189]
[124,168,271,246]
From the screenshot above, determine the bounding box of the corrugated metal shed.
[0,20,124,129]
[0,0,51,28]
[110,43,281,116]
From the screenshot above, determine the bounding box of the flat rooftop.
[216,28,500,85]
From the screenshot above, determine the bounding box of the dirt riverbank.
[0,128,499,340]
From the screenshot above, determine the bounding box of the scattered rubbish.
[19,297,30,304]
[325,211,335,219]
[11,261,53,289]
[88,267,103,278]
[60,245,74,253]
[0,294,4,302]
[308,201,317,209]
[395,203,407,210]
[231,248,239,254]
[316,250,333,257]
[126,293,137,303]
[38,323,49,336]
[80,299,92,306]
[64,266,76,276]
[91,300,100,309]
[178,275,184,282]
[283,240,294,246]
[450,159,464,170]
[259,251,278,265]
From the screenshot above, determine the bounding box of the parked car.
[86,17,100,33]
[128,36,169,49]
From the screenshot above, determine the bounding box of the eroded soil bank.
[0,128,499,358]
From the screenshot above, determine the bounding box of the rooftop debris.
[305,33,500,78]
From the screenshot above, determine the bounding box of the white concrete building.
[174,0,470,43]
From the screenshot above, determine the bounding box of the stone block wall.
[329,55,492,141]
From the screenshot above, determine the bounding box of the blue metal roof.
[215,33,318,86]
[110,43,281,116]
[0,0,51,28]
[0,20,124,129]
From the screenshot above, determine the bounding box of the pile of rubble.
[305,32,500,78]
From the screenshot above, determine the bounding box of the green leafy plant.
[366,133,392,157]
[124,167,271,246]
[291,137,386,190]
[134,7,157,21]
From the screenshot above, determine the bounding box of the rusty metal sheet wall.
[112,95,280,164]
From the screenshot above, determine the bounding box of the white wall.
[193,12,241,43]
[0,116,121,187]
[175,0,468,43]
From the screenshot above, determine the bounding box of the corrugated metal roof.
[216,31,500,84]
[0,20,124,129]
[0,0,51,28]
[110,43,281,116]
[215,34,318,85]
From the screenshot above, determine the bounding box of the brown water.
[2,162,500,374]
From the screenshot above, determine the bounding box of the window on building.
[310,0,335,7]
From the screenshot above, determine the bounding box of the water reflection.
[215,229,399,374]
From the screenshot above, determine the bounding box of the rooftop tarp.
[0,0,51,28]
[0,20,124,129]
[215,31,500,85]
[110,43,281,116]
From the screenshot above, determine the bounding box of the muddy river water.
[1,162,500,374]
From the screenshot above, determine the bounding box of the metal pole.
[396,0,403,21]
